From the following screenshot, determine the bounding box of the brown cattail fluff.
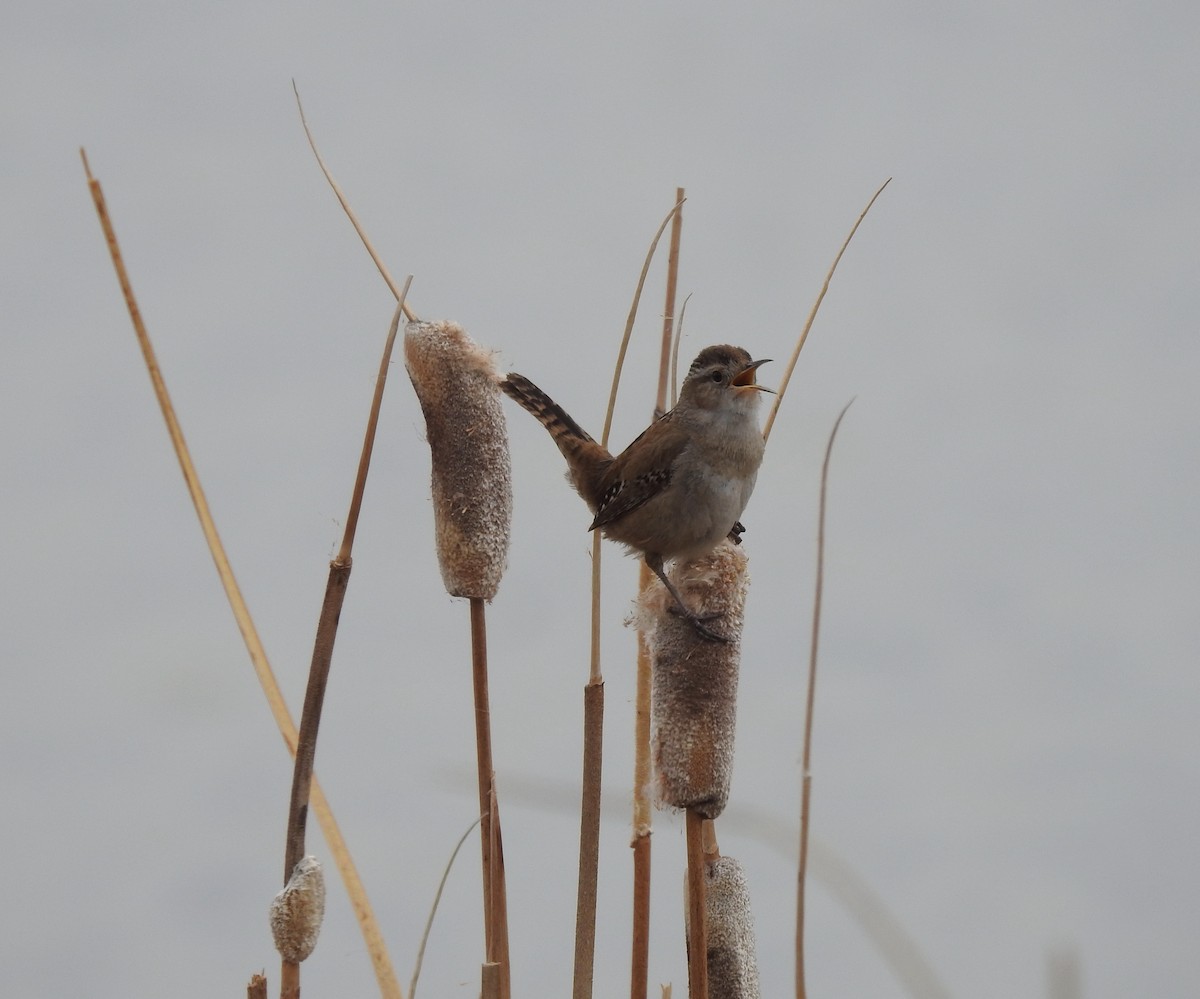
[270,855,325,963]
[642,541,748,818]
[404,321,512,600]
[703,856,761,999]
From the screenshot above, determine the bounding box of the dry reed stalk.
[82,151,404,999]
[569,196,685,999]
[631,185,686,999]
[404,320,513,998]
[409,816,482,999]
[278,289,412,994]
[292,83,416,318]
[630,585,654,999]
[796,400,852,999]
[684,810,711,999]
[247,972,268,999]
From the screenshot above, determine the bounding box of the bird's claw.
[666,602,730,643]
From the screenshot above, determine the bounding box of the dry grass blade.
[763,178,890,444]
[669,292,692,411]
[410,816,483,999]
[599,196,686,447]
[796,399,853,999]
[81,149,404,999]
[292,81,417,319]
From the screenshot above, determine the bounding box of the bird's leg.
[645,554,729,643]
[726,520,746,545]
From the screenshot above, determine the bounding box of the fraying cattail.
[642,541,748,818]
[404,321,512,600]
[704,856,761,999]
[270,855,325,963]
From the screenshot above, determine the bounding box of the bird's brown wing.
[587,412,683,531]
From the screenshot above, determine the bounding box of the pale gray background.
[4,1,1197,996]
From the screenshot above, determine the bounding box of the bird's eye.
[710,370,724,383]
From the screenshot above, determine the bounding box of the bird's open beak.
[732,358,775,393]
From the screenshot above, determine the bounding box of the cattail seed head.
[404,321,512,600]
[704,856,761,999]
[270,855,325,963]
[642,541,748,818]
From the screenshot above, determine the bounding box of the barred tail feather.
[500,373,595,448]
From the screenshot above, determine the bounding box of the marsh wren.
[500,344,771,641]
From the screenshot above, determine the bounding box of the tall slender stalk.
[631,186,686,999]
[685,810,710,999]
[279,291,412,996]
[796,400,853,999]
[471,597,512,999]
[572,196,685,999]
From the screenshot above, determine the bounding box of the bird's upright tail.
[500,372,595,449]
[499,372,611,501]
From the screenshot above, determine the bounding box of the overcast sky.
[4,2,1198,997]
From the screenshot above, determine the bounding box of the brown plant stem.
[572,679,605,999]
[247,972,268,999]
[632,185,685,999]
[629,573,654,999]
[629,820,652,999]
[685,809,710,999]
[82,150,403,999]
[572,195,686,999]
[796,400,853,999]
[279,291,411,996]
[471,596,511,999]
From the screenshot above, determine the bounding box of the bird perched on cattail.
[500,344,771,640]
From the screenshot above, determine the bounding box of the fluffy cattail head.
[270,855,325,963]
[641,541,749,818]
[404,321,512,600]
[704,856,761,999]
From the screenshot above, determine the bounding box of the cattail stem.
[572,679,605,999]
[470,597,511,998]
[629,831,652,999]
[279,292,410,996]
[280,963,299,999]
[284,561,350,880]
[685,809,710,999]
[630,565,655,999]
[632,186,685,998]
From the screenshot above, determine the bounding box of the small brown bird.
[500,344,771,640]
